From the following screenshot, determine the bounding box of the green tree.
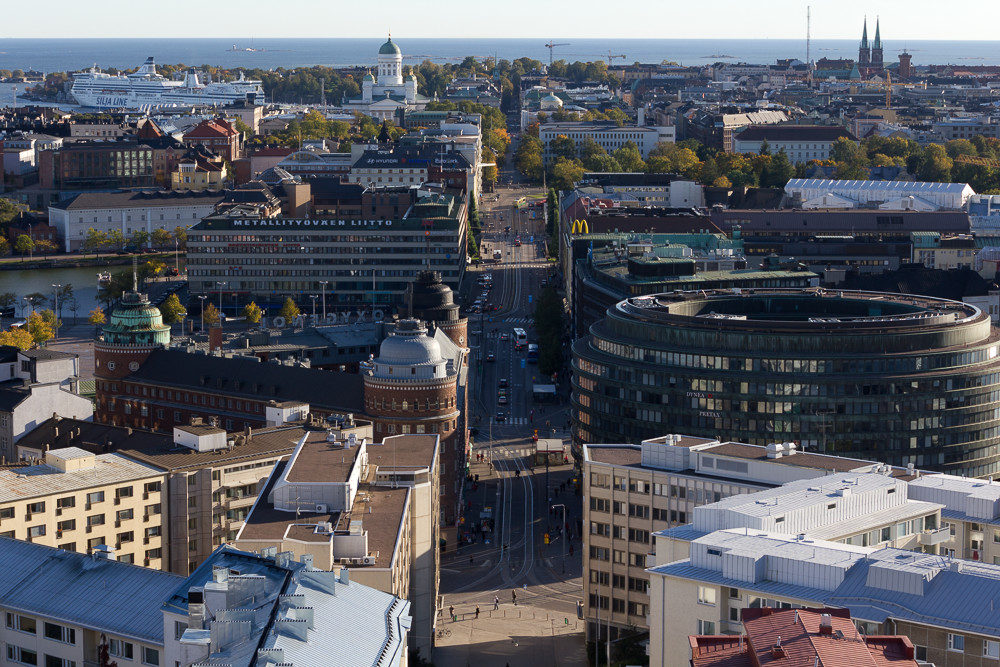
[612,142,646,173]
[279,297,301,322]
[0,238,9,257]
[106,229,126,251]
[549,135,577,161]
[13,234,34,260]
[173,226,188,250]
[546,189,559,236]
[151,228,172,249]
[466,225,480,259]
[26,310,54,346]
[468,197,481,233]
[39,309,60,339]
[759,138,771,156]
[35,239,57,257]
[915,144,953,182]
[549,158,585,191]
[131,229,150,248]
[514,135,544,182]
[761,150,796,187]
[202,302,221,327]
[242,301,263,327]
[54,284,74,319]
[159,293,186,329]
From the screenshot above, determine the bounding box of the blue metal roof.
[0,537,182,643]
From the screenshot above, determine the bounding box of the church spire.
[860,17,869,49]
[858,17,871,67]
[873,17,881,49]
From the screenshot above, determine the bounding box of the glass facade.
[572,290,1000,477]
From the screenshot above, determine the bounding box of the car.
[498,395,508,405]
[495,412,506,423]
[486,352,496,362]
[500,332,509,341]
[140,247,156,254]
[498,378,508,388]
[491,304,500,312]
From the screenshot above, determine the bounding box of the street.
[433,189,587,666]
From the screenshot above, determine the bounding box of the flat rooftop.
[284,432,365,484]
[0,453,163,502]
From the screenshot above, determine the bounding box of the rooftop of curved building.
[615,288,986,335]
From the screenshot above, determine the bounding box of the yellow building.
[170,157,226,191]
[0,447,168,567]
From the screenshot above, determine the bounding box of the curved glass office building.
[571,289,1000,477]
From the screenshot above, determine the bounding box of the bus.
[513,328,528,350]
[526,344,539,363]
[493,249,502,262]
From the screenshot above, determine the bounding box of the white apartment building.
[539,122,671,164]
[582,435,885,641]
[648,529,1000,667]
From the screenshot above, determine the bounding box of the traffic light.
[544,533,550,545]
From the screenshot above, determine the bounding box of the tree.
[549,135,577,161]
[468,197,481,233]
[55,284,74,319]
[173,226,188,250]
[83,228,107,255]
[26,310,54,346]
[13,234,34,260]
[88,306,107,327]
[0,238,9,257]
[612,142,646,173]
[0,327,34,350]
[159,293,186,329]
[514,134,544,182]
[39,309,60,339]
[98,633,119,667]
[242,301,263,327]
[0,292,16,314]
[131,229,150,248]
[546,189,559,236]
[34,239,58,257]
[24,292,47,310]
[106,229,126,251]
[202,302,221,327]
[549,157,585,191]
[151,228,172,249]
[760,150,795,187]
[279,297,301,322]
[916,144,953,182]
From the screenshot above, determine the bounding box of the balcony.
[918,527,952,546]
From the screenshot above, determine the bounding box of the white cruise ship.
[70,57,264,109]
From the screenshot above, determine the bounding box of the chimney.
[188,590,206,630]
[771,635,785,658]
[819,613,834,635]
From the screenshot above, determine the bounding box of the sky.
[3,0,1000,40]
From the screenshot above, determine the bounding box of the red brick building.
[183,118,242,162]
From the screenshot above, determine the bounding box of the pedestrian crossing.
[503,317,533,324]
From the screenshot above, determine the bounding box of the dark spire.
[377,120,392,144]
[873,17,882,49]
[860,17,869,49]
[858,17,871,67]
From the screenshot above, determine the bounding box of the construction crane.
[606,51,627,65]
[955,154,1000,169]
[544,41,570,66]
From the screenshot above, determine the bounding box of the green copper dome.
[379,37,401,56]
[102,291,171,347]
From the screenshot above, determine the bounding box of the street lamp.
[51,284,61,339]
[216,281,227,319]
[22,297,33,317]
[552,503,567,573]
[319,281,328,321]
[310,295,318,325]
[198,295,207,331]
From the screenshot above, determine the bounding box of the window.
[628,601,647,617]
[56,497,75,509]
[984,640,1000,659]
[146,548,162,560]
[87,514,105,527]
[145,526,161,538]
[0,507,13,519]
[27,501,45,514]
[142,647,160,666]
[116,486,133,499]
[611,598,625,613]
[730,607,740,622]
[697,619,716,634]
[87,491,104,505]
[949,633,965,652]
[729,587,740,599]
[146,503,161,516]
[144,481,161,494]
[7,614,37,634]
[118,531,134,544]
[44,657,75,667]
[43,622,76,644]
[698,586,717,606]
[6,646,37,666]
[109,639,133,660]
[628,553,646,567]
[28,525,45,538]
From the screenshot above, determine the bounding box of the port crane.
[544,41,570,66]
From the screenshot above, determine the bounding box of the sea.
[0,37,998,107]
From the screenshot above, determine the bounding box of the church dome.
[540,93,563,110]
[363,71,375,82]
[377,319,442,366]
[379,37,401,56]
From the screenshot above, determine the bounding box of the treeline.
[516,131,1000,193]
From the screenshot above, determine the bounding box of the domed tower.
[363,319,462,526]
[362,70,375,103]
[94,290,171,424]
[377,35,403,87]
[411,271,467,350]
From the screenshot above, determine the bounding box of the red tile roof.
[690,608,919,667]
[185,118,238,139]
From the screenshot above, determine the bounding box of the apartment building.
[16,415,371,576]
[235,432,440,659]
[908,473,1000,564]
[0,447,167,567]
[0,537,181,667]
[582,435,883,641]
[649,529,1000,667]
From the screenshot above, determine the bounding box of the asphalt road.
[434,193,587,667]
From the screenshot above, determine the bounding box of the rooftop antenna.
[132,255,138,293]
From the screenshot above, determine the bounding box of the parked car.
[486,352,496,362]
[498,378,509,388]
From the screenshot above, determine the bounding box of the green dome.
[102,291,171,347]
[379,37,401,56]
[363,72,375,82]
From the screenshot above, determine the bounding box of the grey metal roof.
[0,537,181,643]
[786,178,974,195]
[0,452,164,503]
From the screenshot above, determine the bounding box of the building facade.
[571,289,1000,476]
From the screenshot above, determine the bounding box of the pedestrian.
[475,606,480,619]
[449,605,455,621]
[470,555,474,566]
[512,589,517,605]
[494,595,500,610]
